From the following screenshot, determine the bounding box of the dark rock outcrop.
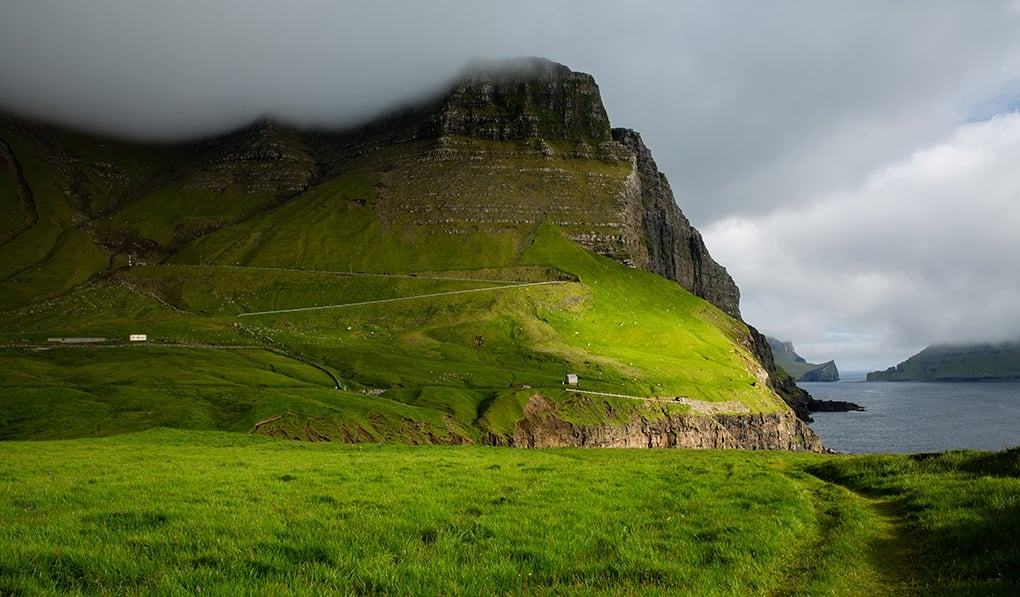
[807,399,864,413]
[613,128,741,318]
[431,58,612,142]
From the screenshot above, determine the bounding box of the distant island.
[767,337,840,382]
[868,341,1020,381]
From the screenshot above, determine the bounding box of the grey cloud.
[705,113,1020,369]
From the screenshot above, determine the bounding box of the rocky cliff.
[799,361,840,382]
[488,394,824,452]
[405,58,741,318]
[430,58,612,143]
[612,128,741,318]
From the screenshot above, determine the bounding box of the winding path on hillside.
[861,494,922,595]
[173,263,551,285]
[235,280,565,317]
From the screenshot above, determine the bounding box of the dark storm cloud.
[3,1,1020,368]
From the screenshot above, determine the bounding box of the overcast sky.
[3,1,1020,370]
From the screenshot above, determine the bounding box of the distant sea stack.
[868,341,1020,381]
[765,337,861,415]
[767,337,840,382]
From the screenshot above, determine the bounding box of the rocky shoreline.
[807,398,865,412]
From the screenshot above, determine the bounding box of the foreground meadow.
[1,429,1017,595]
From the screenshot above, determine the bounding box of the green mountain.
[0,58,819,449]
[767,337,840,382]
[868,341,1020,381]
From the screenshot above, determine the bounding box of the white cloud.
[705,113,1020,370]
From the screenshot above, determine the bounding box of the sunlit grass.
[0,430,868,595]
[809,448,1020,595]
[4,431,1015,594]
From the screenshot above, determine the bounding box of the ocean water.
[802,372,1020,454]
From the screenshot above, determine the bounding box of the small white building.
[564,373,579,386]
[129,334,148,342]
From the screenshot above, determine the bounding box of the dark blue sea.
[802,372,1020,454]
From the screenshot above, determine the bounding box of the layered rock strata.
[408,58,742,318]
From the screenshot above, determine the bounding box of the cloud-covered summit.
[3,1,1020,369]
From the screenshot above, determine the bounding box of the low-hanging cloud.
[3,3,1019,219]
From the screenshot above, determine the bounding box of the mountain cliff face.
[430,58,612,143]
[0,58,821,450]
[374,57,742,318]
[612,128,741,318]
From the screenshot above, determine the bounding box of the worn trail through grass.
[772,465,924,597]
[860,494,922,595]
[236,280,565,317]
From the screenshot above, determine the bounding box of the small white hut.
[564,373,579,386]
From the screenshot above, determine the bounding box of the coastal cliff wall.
[486,394,825,452]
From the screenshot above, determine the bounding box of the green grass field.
[1,430,1016,595]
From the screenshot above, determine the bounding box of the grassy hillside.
[2,429,1016,595]
[0,224,778,442]
[1,118,786,443]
